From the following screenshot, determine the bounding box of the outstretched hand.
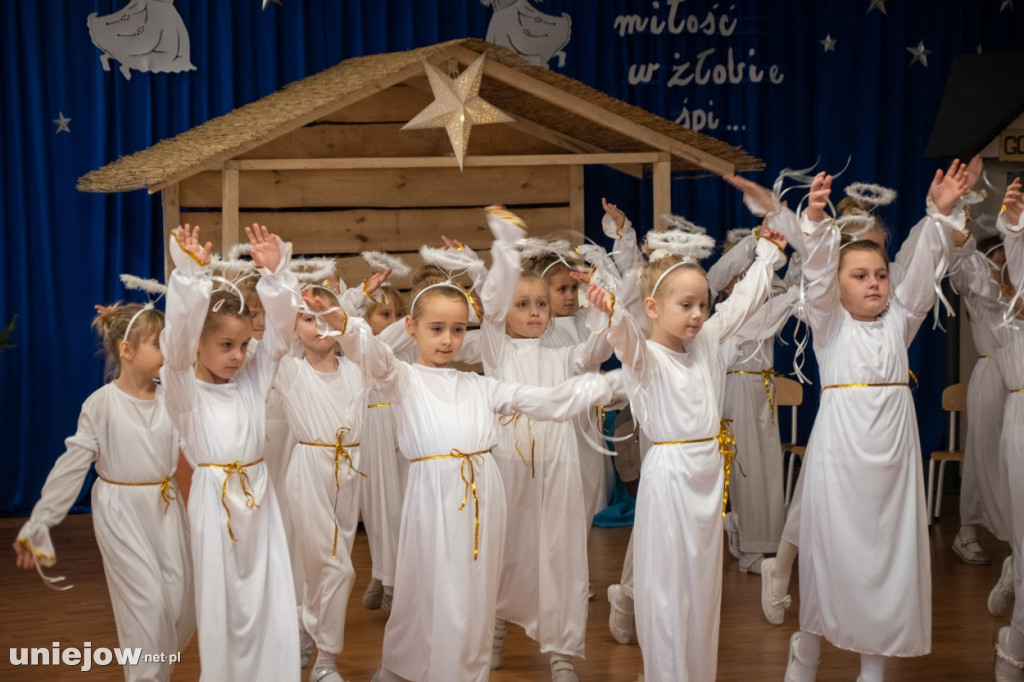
[965,154,984,190]
[365,268,392,295]
[1003,177,1023,226]
[301,287,347,332]
[760,226,788,252]
[177,223,212,263]
[246,223,282,272]
[584,281,614,315]
[602,197,626,231]
[929,159,970,216]
[723,173,775,216]
[441,235,465,251]
[805,172,833,223]
[12,540,36,570]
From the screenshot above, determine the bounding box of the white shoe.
[739,552,764,575]
[363,578,384,609]
[491,619,507,670]
[550,653,580,682]
[299,627,314,668]
[784,631,820,682]
[607,584,635,644]
[990,556,1017,618]
[996,627,1024,682]
[724,511,740,559]
[952,529,991,565]
[760,558,791,625]
[309,668,346,682]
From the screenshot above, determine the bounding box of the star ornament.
[53,112,71,134]
[821,34,837,52]
[867,0,887,14]
[402,54,514,171]
[907,41,933,67]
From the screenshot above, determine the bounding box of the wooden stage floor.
[0,496,1010,680]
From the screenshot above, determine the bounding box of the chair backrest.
[774,375,803,407]
[941,382,968,412]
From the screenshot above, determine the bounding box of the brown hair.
[837,196,890,246]
[91,303,165,379]
[525,254,573,281]
[408,266,471,320]
[366,285,408,320]
[202,289,252,338]
[639,255,708,300]
[838,238,890,271]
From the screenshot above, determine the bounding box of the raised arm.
[997,177,1024,292]
[602,198,645,275]
[491,372,614,422]
[479,208,527,372]
[583,278,655,386]
[703,229,788,340]
[796,173,844,342]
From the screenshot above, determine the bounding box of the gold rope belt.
[197,458,264,542]
[727,369,779,425]
[498,413,535,478]
[299,427,365,557]
[410,449,489,560]
[1012,388,1024,394]
[97,474,177,513]
[980,355,992,360]
[652,419,737,517]
[367,402,391,409]
[821,382,909,392]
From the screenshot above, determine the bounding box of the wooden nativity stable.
[77,38,763,286]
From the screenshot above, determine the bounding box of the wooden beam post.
[161,183,180,278]
[569,165,585,240]
[652,156,672,231]
[222,167,240,253]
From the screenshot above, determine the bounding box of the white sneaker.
[363,578,384,609]
[607,584,635,644]
[760,558,791,625]
[309,668,345,682]
[952,529,991,565]
[739,551,764,575]
[784,631,820,682]
[990,556,1017,618]
[550,653,580,682]
[299,627,314,668]
[491,618,507,670]
[724,511,740,559]
[996,627,1024,682]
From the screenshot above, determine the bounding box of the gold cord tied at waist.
[653,419,737,517]
[197,458,263,542]
[1012,388,1024,394]
[300,427,366,485]
[727,369,779,425]
[821,381,909,393]
[410,449,489,560]
[498,413,535,478]
[980,355,993,360]
[97,474,177,513]
[367,402,391,409]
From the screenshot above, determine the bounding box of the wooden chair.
[774,375,805,508]
[927,382,968,524]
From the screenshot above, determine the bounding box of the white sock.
[957,525,977,541]
[774,540,798,600]
[790,630,820,682]
[858,653,885,681]
[314,649,337,671]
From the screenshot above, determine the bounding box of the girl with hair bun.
[13,301,195,682]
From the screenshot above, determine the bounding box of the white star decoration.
[820,34,837,52]
[867,0,887,14]
[907,41,933,67]
[1001,0,1014,11]
[261,0,282,9]
[402,54,514,171]
[52,112,71,134]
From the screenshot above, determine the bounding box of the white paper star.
[820,34,837,52]
[52,112,71,134]
[402,54,514,171]
[907,41,933,67]
[867,0,887,14]
[1001,0,1014,12]
[262,0,281,9]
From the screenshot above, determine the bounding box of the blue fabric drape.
[2,1,1022,513]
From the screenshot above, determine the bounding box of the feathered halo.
[660,213,707,234]
[118,273,168,342]
[289,257,341,285]
[725,228,753,245]
[843,182,897,208]
[644,228,716,263]
[417,246,484,322]
[362,251,411,278]
[517,237,574,262]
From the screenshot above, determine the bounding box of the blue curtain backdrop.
[2,1,1022,514]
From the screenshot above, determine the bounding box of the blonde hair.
[202,290,251,338]
[639,255,708,299]
[91,303,164,379]
[837,196,890,246]
[366,286,407,320]
[408,266,470,320]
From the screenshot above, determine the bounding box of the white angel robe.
[161,237,300,682]
[17,383,194,682]
[482,237,613,658]
[335,316,614,682]
[950,239,1012,540]
[600,237,786,681]
[277,353,372,656]
[995,209,1024,637]
[796,210,960,657]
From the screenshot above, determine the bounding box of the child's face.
[506,278,550,339]
[196,316,252,383]
[838,250,890,322]
[405,295,468,368]
[294,311,336,355]
[547,269,580,317]
[644,268,710,342]
[246,294,265,340]
[125,332,164,381]
[367,300,398,336]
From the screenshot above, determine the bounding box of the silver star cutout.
[402,54,514,171]
[1001,0,1014,11]
[867,0,887,14]
[53,112,71,134]
[262,0,282,9]
[820,34,837,52]
[907,41,933,67]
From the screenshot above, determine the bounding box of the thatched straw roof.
[78,38,762,194]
